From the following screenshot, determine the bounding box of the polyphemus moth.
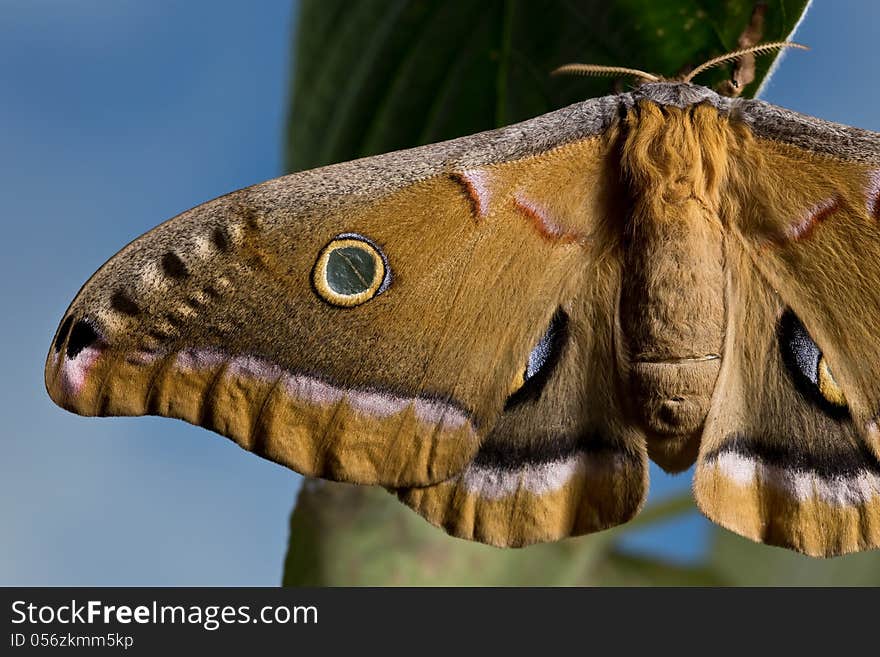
[45,44,880,558]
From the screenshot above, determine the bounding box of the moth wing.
[693,242,880,556]
[398,261,649,547]
[45,96,624,488]
[694,104,880,556]
[731,100,880,455]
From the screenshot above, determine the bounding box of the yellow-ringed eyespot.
[312,233,391,307]
[778,309,848,417]
[506,310,568,408]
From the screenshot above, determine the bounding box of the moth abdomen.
[618,101,731,471]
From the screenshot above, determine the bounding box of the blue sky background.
[2,1,878,585]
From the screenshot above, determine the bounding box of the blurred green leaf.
[594,550,730,586]
[283,483,712,586]
[709,529,880,586]
[282,0,809,586]
[287,0,810,172]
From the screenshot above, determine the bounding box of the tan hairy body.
[619,103,729,470]
[46,82,880,556]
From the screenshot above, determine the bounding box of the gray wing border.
[733,97,880,165]
[247,94,622,213]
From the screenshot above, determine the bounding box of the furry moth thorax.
[47,79,880,557]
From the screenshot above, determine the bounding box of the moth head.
[312,233,391,307]
[778,309,848,417]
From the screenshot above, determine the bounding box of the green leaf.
[282,483,715,586]
[593,549,730,586]
[282,482,610,586]
[287,0,809,172]
[282,0,810,586]
[708,529,880,587]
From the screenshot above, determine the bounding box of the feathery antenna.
[551,41,808,87]
[551,64,660,83]
[683,41,808,83]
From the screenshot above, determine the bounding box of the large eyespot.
[312,233,391,307]
[505,310,568,408]
[778,309,848,417]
